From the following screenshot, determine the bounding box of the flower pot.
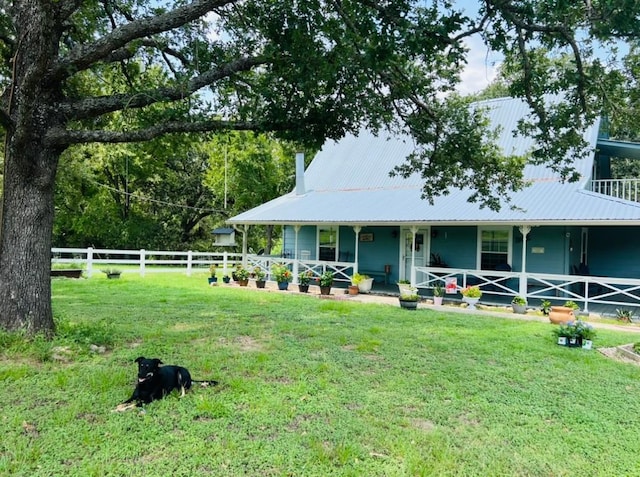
[557,337,568,346]
[208,277,218,285]
[512,304,527,314]
[50,269,83,279]
[357,278,374,294]
[549,306,574,324]
[348,285,359,295]
[568,337,583,348]
[399,299,418,310]
[462,297,479,310]
[433,296,443,306]
[298,284,309,293]
[222,277,231,284]
[582,339,593,350]
[107,273,121,279]
[398,284,414,296]
[255,280,266,289]
[238,279,249,287]
[278,281,289,290]
[320,286,331,295]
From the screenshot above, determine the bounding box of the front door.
[400,228,429,281]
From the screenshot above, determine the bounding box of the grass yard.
[2,274,640,476]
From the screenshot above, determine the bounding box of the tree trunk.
[0,142,58,335]
[0,1,60,335]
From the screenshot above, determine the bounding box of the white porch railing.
[590,179,640,202]
[415,266,640,312]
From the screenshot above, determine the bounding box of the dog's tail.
[192,379,219,388]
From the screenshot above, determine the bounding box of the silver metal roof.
[229,97,640,226]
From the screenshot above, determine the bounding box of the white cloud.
[457,36,502,95]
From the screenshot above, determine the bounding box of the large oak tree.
[0,0,636,334]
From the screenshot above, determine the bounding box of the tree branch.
[50,0,238,81]
[45,119,260,146]
[60,55,267,120]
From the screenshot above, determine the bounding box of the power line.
[89,179,225,213]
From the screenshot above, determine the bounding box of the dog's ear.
[152,358,163,367]
[134,356,145,363]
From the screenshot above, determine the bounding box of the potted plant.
[253,267,266,288]
[298,270,313,293]
[397,279,414,296]
[432,283,444,306]
[549,301,577,324]
[511,295,527,314]
[208,264,218,285]
[349,273,364,295]
[222,274,231,284]
[272,263,293,290]
[460,286,482,310]
[352,272,374,293]
[399,293,420,310]
[616,308,634,323]
[234,265,250,286]
[50,262,84,278]
[318,271,334,295]
[540,299,552,316]
[552,320,596,349]
[101,268,122,279]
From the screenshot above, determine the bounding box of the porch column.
[518,225,531,296]
[239,224,249,266]
[410,226,418,285]
[353,226,362,273]
[293,225,301,282]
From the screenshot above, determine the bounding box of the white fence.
[590,179,640,202]
[415,266,640,312]
[51,247,355,283]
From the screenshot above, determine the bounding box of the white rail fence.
[415,266,640,312]
[51,247,356,284]
[590,179,640,202]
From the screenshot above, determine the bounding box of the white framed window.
[318,226,339,261]
[478,227,512,270]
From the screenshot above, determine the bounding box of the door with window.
[318,226,338,261]
[479,228,511,270]
[400,228,429,280]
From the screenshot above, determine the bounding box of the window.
[318,226,338,261]
[479,229,511,270]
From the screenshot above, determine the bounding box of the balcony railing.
[590,179,640,202]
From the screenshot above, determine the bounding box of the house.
[227,97,640,312]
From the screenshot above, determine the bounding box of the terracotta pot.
[348,285,359,295]
[549,306,574,324]
[238,279,249,287]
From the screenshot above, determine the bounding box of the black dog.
[118,356,217,409]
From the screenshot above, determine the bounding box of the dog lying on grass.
[114,356,218,411]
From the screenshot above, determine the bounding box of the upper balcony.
[589,179,640,202]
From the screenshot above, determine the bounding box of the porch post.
[410,226,418,285]
[293,225,301,282]
[518,225,531,297]
[353,226,362,274]
[242,224,249,266]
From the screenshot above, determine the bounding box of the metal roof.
[228,97,640,226]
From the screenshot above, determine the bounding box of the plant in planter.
[318,271,334,295]
[253,267,267,288]
[298,270,313,292]
[399,293,420,310]
[397,279,414,296]
[208,264,218,284]
[272,263,293,290]
[222,274,231,284]
[460,286,482,310]
[101,268,122,279]
[234,265,250,286]
[432,283,444,305]
[540,299,552,316]
[511,295,527,314]
[563,300,580,312]
[51,262,84,278]
[352,272,374,293]
[616,308,634,323]
[552,320,596,348]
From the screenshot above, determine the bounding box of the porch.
[246,255,640,317]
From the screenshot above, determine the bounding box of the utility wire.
[89,179,225,213]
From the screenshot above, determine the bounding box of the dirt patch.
[218,335,264,352]
[410,418,437,432]
[599,344,640,366]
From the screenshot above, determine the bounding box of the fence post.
[187,250,193,276]
[140,249,146,277]
[87,247,94,278]
[223,252,228,276]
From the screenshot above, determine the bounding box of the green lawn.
[2,273,640,476]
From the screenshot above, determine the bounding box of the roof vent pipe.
[295,152,306,195]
